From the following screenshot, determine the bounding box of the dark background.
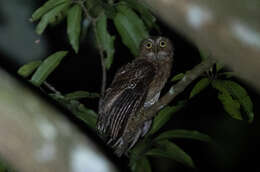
[0,0,260,171]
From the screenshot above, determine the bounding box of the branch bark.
[121,57,216,150]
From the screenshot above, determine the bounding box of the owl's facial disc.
[139,37,173,60]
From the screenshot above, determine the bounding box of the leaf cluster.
[14,0,255,172]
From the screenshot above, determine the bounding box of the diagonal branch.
[144,57,217,120]
[121,57,216,151]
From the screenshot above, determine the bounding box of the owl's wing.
[97,59,156,140]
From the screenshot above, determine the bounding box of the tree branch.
[144,57,217,119]
[121,57,216,150]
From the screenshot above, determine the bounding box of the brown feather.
[97,36,174,156]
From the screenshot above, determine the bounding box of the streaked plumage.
[97,36,174,156]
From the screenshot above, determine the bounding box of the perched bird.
[97,36,174,156]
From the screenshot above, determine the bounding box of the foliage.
[30,51,68,86]
[96,14,115,69]
[13,0,255,171]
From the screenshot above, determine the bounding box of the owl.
[97,36,174,156]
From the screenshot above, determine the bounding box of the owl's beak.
[154,46,159,59]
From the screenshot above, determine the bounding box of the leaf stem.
[78,0,106,109]
[43,81,62,95]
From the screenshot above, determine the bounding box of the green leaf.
[67,4,82,53]
[131,156,152,172]
[36,2,71,35]
[123,0,157,30]
[77,104,97,129]
[171,73,185,82]
[65,91,99,100]
[148,101,186,135]
[212,80,242,120]
[130,139,151,160]
[189,77,210,98]
[218,80,254,123]
[146,140,195,168]
[17,60,42,78]
[31,0,68,21]
[113,4,149,56]
[0,159,12,172]
[96,14,115,69]
[216,62,224,72]
[31,51,68,86]
[199,48,209,60]
[154,129,212,142]
[50,94,97,129]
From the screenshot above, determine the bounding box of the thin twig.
[43,82,62,95]
[78,0,106,108]
[77,0,90,19]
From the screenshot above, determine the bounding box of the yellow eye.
[145,42,153,49]
[159,40,167,47]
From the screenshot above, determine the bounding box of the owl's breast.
[145,60,172,105]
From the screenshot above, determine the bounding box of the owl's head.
[138,36,174,61]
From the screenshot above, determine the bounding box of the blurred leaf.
[199,48,209,60]
[154,129,212,142]
[50,94,97,129]
[65,91,99,100]
[219,80,254,123]
[113,4,149,56]
[0,160,9,172]
[130,139,151,161]
[31,51,68,86]
[131,156,152,172]
[36,2,71,34]
[171,73,184,82]
[123,0,157,30]
[17,60,42,78]
[219,92,242,120]
[146,140,195,168]
[0,158,15,172]
[67,4,82,53]
[189,77,210,98]
[148,101,186,135]
[212,80,242,120]
[216,62,224,72]
[31,0,68,21]
[96,14,115,69]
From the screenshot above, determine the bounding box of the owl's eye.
[145,42,153,49]
[159,40,167,47]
